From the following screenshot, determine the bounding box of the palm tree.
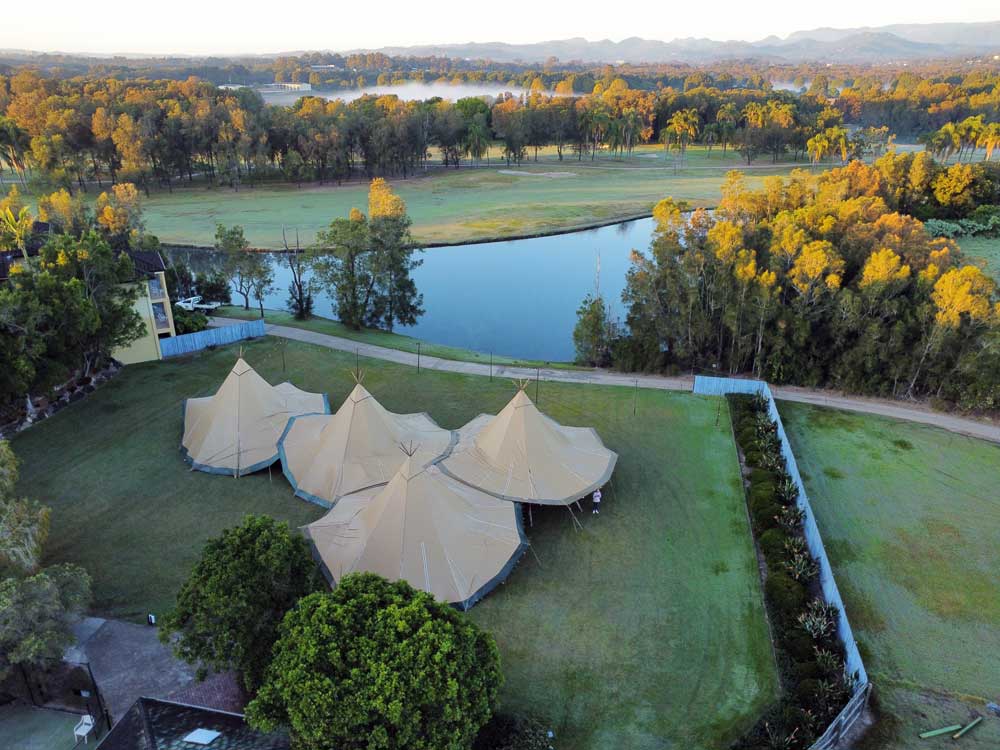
[716,103,738,155]
[807,133,830,164]
[0,117,30,187]
[928,122,961,162]
[464,115,490,165]
[956,116,983,162]
[978,122,1000,162]
[702,123,720,155]
[666,108,700,161]
[1,206,36,260]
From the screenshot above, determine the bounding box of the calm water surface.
[165,218,654,362]
[261,81,527,106]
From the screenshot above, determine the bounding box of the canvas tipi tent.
[181,358,328,477]
[303,449,527,610]
[439,383,617,506]
[278,382,452,507]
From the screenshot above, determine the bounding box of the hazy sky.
[3,0,998,55]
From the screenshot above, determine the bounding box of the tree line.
[2,67,999,196]
[577,154,1000,412]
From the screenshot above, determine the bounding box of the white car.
[176,296,222,312]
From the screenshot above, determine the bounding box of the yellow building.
[115,270,177,365]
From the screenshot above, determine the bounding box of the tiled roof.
[167,672,247,715]
[96,697,289,750]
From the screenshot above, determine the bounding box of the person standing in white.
[592,487,602,514]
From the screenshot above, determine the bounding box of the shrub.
[749,483,777,505]
[758,528,786,560]
[171,305,208,335]
[794,660,824,682]
[474,713,551,750]
[159,515,322,693]
[785,634,816,662]
[247,574,502,750]
[196,271,232,303]
[749,468,777,487]
[796,678,821,703]
[751,500,781,530]
[765,572,807,618]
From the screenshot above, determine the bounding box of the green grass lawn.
[958,235,1000,280]
[214,306,583,368]
[13,337,778,749]
[139,146,823,248]
[779,403,1000,750]
[0,704,86,750]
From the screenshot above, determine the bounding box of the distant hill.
[349,21,1000,64]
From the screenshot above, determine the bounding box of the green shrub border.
[728,394,856,750]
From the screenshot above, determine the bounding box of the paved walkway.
[65,618,196,721]
[212,317,1000,444]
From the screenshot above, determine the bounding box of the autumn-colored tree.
[95,183,144,247]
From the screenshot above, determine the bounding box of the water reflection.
[261,81,528,106]
[164,217,653,361]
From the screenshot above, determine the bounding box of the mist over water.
[261,81,528,105]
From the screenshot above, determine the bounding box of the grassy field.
[779,403,1000,749]
[0,704,84,750]
[958,235,1000,279]
[141,146,823,248]
[213,306,583,368]
[13,337,778,749]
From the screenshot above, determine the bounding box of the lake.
[261,81,528,106]
[165,218,654,362]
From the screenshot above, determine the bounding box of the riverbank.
[140,146,824,248]
[213,307,584,370]
[210,314,1000,444]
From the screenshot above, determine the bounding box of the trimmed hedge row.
[729,394,853,750]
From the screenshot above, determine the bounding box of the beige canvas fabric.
[439,389,617,506]
[303,453,526,609]
[182,358,327,477]
[279,383,452,506]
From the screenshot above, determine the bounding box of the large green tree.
[246,573,502,750]
[573,293,613,366]
[313,180,423,332]
[0,440,50,577]
[39,232,146,373]
[0,564,91,679]
[159,515,322,693]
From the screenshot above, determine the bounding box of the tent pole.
[528,543,543,568]
[566,504,584,532]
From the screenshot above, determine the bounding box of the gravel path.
[211,316,1000,444]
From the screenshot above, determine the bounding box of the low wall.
[160,319,266,358]
[694,376,871,746]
